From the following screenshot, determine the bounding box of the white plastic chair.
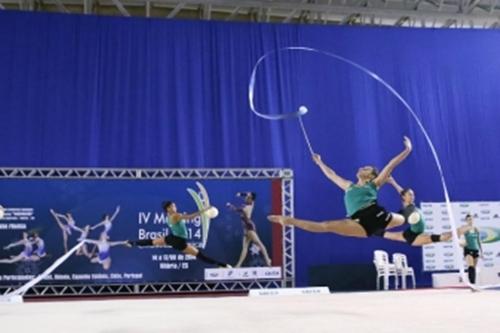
[392,253,416,289]
[373,250,398,290]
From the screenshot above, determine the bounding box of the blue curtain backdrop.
[1,11,500,287]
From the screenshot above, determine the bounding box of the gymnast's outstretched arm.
[373,137,412,187]
[312,153,352,191]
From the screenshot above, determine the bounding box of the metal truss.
[282,176,295,288]
[1,0,500,29]
[0,280,283,296]
[0,167,294,297]
[0,167,292,180]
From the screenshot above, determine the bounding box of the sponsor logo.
[205,268,282,281]
[0,207,35,222]
[480,228,500,244]
[264,270,281,277]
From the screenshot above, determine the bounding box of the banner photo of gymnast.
[0,178,281,286]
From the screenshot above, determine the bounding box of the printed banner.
[422,201,500,271]
[0,178,279,286]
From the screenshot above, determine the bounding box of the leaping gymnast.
[0,232,38,263]
[381,176,454,246]
[86,232,128,270]
[91,205,120,237]
[268,137,412,238]
[50,209,79,253]
[73,225,93,258]
[127,201,231,268]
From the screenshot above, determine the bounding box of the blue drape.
[1,11,500,287]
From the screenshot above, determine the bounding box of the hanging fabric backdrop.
[1,11,500,286]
